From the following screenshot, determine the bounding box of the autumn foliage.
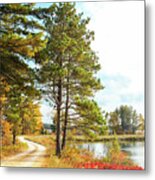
[1,120,12,145]
[76,162,143,170]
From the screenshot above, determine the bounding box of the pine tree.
[37,2,104,156]
[72,98,106,139]
[0,4,47,144]
[0,3,46,88]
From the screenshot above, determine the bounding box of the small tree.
[1,120,12,145]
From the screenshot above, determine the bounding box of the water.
[121,141,145,168]
[77,141,145,168]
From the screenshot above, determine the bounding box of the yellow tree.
[0,78,12,145]
[20,101,43,135]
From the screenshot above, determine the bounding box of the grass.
[25,135,144,170]
[69,134,145,142]
[25,135,95,168]
[1,133,144,169]
[1,141,28,158]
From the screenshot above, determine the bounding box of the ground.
[1,136,46,168]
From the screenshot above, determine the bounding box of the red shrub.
[76,162,143,170]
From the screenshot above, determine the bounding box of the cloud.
[77,1,144,115]
[94,72,144,114]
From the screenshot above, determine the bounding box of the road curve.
[1,136,46,168]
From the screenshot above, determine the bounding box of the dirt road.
[1,136,46,168]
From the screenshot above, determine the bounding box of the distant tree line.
[107,105,144,135]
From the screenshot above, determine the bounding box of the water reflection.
[77,141,145,168]
[120,141,144,168]
[78,143,108,157]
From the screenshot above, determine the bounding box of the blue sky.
[36,1,145,123]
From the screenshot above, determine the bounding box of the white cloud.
[77,1,144,115]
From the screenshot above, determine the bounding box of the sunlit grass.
[1,142,28,158]
[70,134,144,142]
[25,135,143,169]
[25,135,95,168]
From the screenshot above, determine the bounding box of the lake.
[77,141,145,168]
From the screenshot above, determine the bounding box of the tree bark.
[21,116,25,135]
[12,129,16,145]
[61,75,69,150]
[55,55,63,157]
[56,78,62,157]
[62,57,71,150]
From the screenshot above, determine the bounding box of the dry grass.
[1,141,28,159]
[25,135,96,168]
[25,135,140,169]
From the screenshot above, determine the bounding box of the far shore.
[68,134,145,142]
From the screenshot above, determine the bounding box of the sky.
[36,1,145,124]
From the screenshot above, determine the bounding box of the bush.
[61,145,94,167]
[1,120,12,145]
[76,162,143,170]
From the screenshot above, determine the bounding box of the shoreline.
[68,134,145,142]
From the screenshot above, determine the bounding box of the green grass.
[69,134,145,142]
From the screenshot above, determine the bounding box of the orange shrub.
[1,120,12,145]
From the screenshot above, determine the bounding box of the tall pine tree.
[37,3,104,156]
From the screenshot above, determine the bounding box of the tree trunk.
[56,78,62,157]
[21,117,25,135]
[61,76,69,150]
[12,129,16,145]
[62,57,70,150]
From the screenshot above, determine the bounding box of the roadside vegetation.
[1,120,28,158]
[25,135,143,170]
[1,141,28,159]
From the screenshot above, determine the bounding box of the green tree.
[6,86,22,144]
[118,105,137,133]
[109,105,141,134]
[0,4,46,85]
[73,98,107,138]
[137,113,144,134]
[109,111,120,134]
[4,83,41,144]
[0,4,47,144]
[37,2,103,156]
[20,99,43,135]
